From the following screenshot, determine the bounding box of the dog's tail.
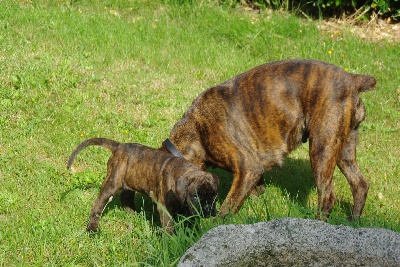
[67,138,120,169]
[352,74,377,92]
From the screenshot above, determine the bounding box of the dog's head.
[176,171,220,217]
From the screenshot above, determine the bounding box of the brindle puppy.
[160,59,376,220]
[67,138,219,233]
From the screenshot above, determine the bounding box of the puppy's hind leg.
[87,171,122,232]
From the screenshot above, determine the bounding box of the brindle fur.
[67,138,219,233]
[160,59,376,219]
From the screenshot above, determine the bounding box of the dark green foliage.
[226,0,400,20]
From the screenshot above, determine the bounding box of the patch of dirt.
[241,6,400,43]
[317,17,400,43]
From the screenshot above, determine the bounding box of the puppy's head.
[176,171,219,217]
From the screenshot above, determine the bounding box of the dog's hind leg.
[249,179,266,197]
[87,172,122,232]
[309,132,343,219]
[337,130,369,220]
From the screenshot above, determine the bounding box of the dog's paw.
[86,222,100,234]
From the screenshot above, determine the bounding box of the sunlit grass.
[0,0,399,265]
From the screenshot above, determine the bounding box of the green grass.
[0,0,399,265]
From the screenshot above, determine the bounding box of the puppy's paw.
[86,222,100,234]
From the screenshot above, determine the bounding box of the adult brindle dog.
[160,59,376,220]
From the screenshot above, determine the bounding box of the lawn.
[0,0,399,266]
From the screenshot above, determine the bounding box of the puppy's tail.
[67,138,120,169]
[353,74,377,92]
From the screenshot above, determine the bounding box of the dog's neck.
[163,138,184,158]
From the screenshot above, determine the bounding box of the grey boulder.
[178,218,400,267]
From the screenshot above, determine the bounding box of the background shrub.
[228,0,400,21]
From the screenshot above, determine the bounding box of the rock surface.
[178,218,400,267]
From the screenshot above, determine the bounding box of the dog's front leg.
[337,130,369,220]
[219,166,264,216]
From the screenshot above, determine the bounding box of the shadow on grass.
[333,199,354,220]
[101,191,163,227]
[263,157,315,206]
[62,157,357,230]
[210,157,359,220]
[62,186,204,231]
[210,157,317,208]
[61,185,162,227]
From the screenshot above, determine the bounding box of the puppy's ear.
[211,173,220,188]
[176,175,189,204]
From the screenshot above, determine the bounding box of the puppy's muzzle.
[189,194,218,218]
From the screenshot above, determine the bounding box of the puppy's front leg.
[157,205,174,234]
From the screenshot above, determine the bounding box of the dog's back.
[67,138,200,193]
